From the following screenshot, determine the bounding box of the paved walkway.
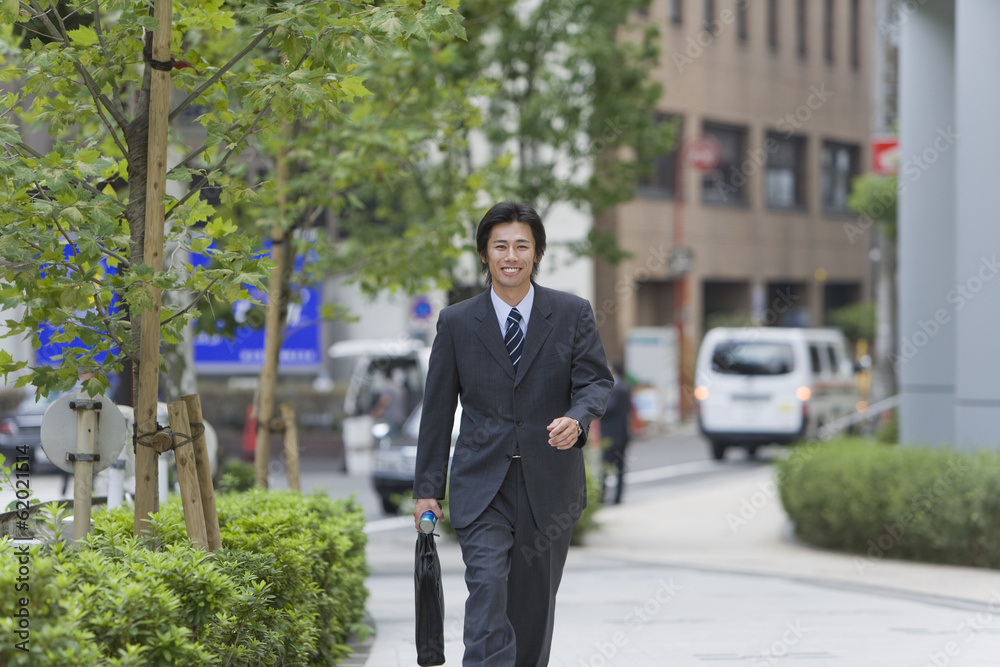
[361,465,1000,666]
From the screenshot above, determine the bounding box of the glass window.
[850,0,861,69]
[737,2,748,41]
[796,0,807,57]
[638,115,681,198]
[809,345,823,375]
[767,0,779,51]
[702,122,749,205]
[765,133,807,209]
[824,0,835,63]
[711,341,795,376]
[825,344,840,375]
[821,141,860,213]
[670,0,683,24]
[704,0,716,33]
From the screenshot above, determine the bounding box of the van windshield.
[711,341,795,376]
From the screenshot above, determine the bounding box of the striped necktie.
[504,307,523,369]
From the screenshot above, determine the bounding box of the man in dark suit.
[414,202,613,667]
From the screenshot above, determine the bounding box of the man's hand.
[413,498,443,530]
[547,416,581,450]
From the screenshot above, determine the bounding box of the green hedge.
[778,438,1000,568]
[0,490,368,666]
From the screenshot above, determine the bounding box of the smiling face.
[481,221,540,304]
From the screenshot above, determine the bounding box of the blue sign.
[32,245,321,373]
[191,254,321,373]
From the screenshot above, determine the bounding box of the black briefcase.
[415,531,445,666]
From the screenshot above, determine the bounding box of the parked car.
[371,400,460,515]
[0,392,63,473]
[694,327,861,460]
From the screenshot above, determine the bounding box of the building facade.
[597,0,876,396]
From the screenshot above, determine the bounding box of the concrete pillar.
[953,0,1000,451]
[897,1,955,445]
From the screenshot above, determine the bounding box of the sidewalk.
[361,465,1000,666]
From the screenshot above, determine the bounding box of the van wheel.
[710,440,727,460]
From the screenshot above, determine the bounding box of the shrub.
[778,438,1000,568]
[217,458,257,494]
[875,413,898,444]
[0,490,368,666]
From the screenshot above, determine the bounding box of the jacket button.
[515,419,523,426]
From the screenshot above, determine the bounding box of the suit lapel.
[474,291,517,380]
[515,285,553,385]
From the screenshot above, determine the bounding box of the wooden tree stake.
[167,401,209,549]
[182,394,222,550]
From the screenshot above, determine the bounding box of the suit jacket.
[414,284,613,531]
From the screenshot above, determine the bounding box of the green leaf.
[337,76,370,101]
[0,122,20,146]
[205,218,237,238]
[67,26,99,47]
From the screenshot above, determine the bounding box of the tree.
[455,0,673,220]
[848,172,898,403]
[0,0,466,526]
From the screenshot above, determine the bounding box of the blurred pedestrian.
[601,361,633,505]
[413,201,613,667]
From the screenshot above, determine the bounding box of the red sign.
[871,136,898,176]
[685,136,722,171]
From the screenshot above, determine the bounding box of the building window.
[767,0,779,51]
[796,0,807,57]
[670,0,683,24]
[704,0,716,33]
[821,141,859,213]
[701,122,748,205]
[849,0,861,69]
[638,115,681,198]
[824,0,835,63]
[765,133,807,209]
[736,1,748,42]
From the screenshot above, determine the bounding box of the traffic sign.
[871,136,898,175]
[686,136,722,171]
[40,392,127,474]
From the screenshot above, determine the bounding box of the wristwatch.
[573,419,582,437]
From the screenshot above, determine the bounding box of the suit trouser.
[455,458,573,667]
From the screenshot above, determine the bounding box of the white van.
[328,339,430,475]
[694,327,860,460]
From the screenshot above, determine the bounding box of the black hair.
[475,201,546,285]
